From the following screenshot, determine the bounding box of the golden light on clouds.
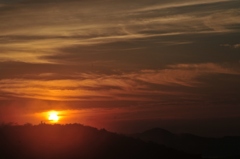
[0,63,239,101]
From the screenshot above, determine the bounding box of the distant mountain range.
[0,124,201,159]
[1,124,239,159]
[132,128,240,159]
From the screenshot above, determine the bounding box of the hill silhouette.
[0,124,201,159]
[132,128,240,158]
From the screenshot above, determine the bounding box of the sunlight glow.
[48,111,59,122]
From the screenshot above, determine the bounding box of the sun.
[48,111,59,122]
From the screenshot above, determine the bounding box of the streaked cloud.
[234,44,240,48]
[222,43,240,49]
[0,63,239,101]
[133,0,232,12]
[221,44,240,49]
[0,0,239,63]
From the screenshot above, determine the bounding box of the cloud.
[1,62,239,131]
[233,44,240,49]
[0,63,239,101]
[0,0,240,135]
[133,0,232,12]
[203,10,240,32]
[222,43,240,49]
[0,0,239,63]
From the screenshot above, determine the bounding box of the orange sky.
[0,0,240,137]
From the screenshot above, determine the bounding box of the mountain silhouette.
[0,124,201,159]
[132,128,240,158]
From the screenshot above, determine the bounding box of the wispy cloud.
[0,63,238,101]
[222,43,240,49]
[234,44,240,48]
[0,0,239,63]
[133,0,232,12]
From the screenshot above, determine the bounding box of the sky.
[0,0,240,137]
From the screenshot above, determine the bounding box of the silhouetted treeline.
[0,123,201,159]
[132,128,240,159]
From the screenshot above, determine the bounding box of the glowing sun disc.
[48,111,59,122]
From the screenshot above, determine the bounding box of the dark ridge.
[0,124,201,159]
[131,127,240,159]
[142,127,174,136]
